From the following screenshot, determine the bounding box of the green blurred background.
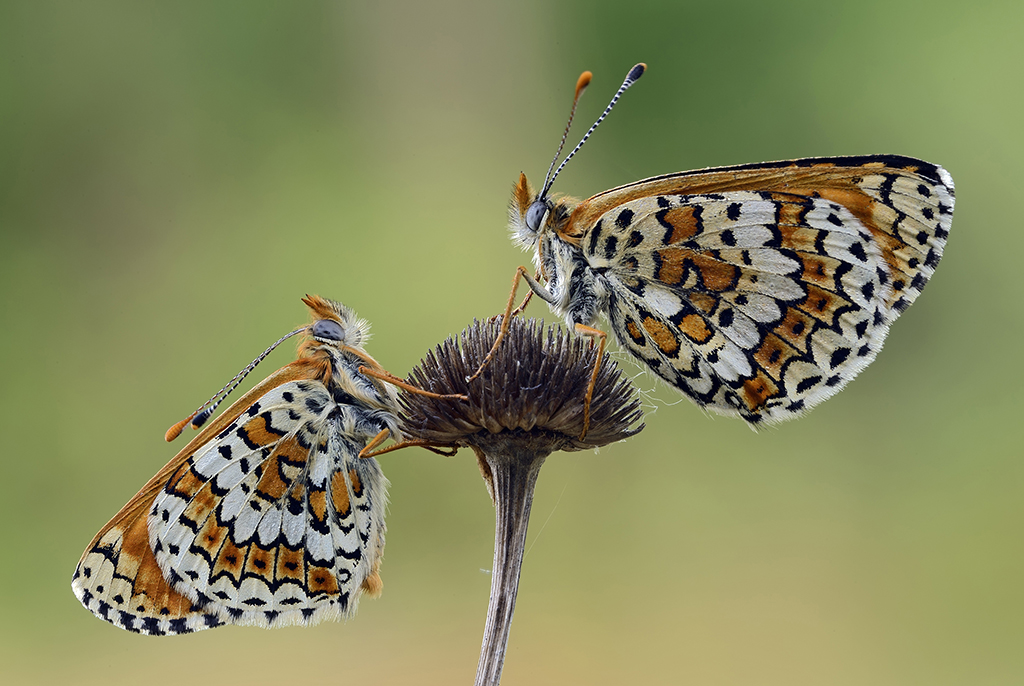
[2,1,1021,684]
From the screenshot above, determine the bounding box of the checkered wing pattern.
[72,380,388,635]
[575,156,954,423]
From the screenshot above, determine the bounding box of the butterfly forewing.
[558,156,953,423]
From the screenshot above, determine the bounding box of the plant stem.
[473,435,550,686]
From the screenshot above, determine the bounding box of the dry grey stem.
[399,318,644,685]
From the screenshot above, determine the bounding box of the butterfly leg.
[574,323,607,441]
[358,366,468,401]
[360,428,392,457]
[509,271,539,318]
[467,266,555,384]
[359,432,459,459]
[487,272,538,322]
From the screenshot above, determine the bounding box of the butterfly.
[72,295,442,635]
[478,64,954,434]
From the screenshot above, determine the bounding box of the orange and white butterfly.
[72,296,421,635]
[490,64,954,428]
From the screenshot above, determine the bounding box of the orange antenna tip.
[575,71,592,98]
[165,414,196,442]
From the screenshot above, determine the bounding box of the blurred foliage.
[1,1,1021,684]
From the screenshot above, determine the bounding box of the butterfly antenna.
[164,326,306,442]
[540,70,593,196]
[542,63,646,198]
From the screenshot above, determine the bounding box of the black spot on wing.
[829,348,851,368]
[795,375,822,393]
[616,208,634,229]
[305,396,327,416]
[587,220,603,255]
[603,235,619,260]
[237,427,260,450]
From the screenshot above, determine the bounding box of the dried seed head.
[399,317,644,453]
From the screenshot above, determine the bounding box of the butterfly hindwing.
[74,378,390,635]
[154,379,389,631]
[575,157,953,423]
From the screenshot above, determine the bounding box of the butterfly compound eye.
[312,319,346,342]
[525,200,549,233]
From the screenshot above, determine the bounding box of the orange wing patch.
[773,307,816,354]
[753,333,801,382]
[655,248,687,285]
[741,371,780,412]
[348,468,363,497]
[194,516,230,559]
[642,317,679,355]
[308,487,328,524]
[243,543,276,579]
[331,470,351,517]
[307,565,340,596]
[798,253,842,291]
[276,546,305,583]
[625,319,645,344]
[655,248,739,292]
[180,481,221,527]
[662,206,703,243]
[798,283,853,329]
[166,462,205,500]
[238,412,287,449]
[692,253,739,292]
[213,538,247,583]
[678,313,713,344]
